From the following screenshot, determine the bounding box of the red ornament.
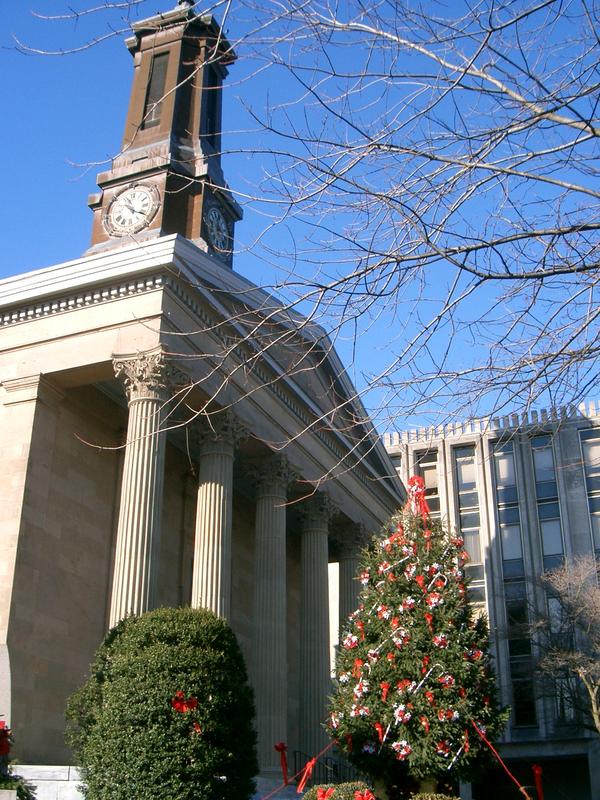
[424,612,434,630]
[353,658,364,678]
[415,574,426,590]
[380,681,391,702]
[374,721,384,743]
[420,715,430,733]
[425,690,435,705]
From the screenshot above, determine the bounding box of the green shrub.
[303,782,375,799]
[66,607,257,800]
[411,794,460,800]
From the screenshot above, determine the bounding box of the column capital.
[331,520,370,559]
[298,492,337,531]
[194,409,247,450]
[252,454,296,496]
[113,349,188,403]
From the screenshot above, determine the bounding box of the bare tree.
[535,556,600,735]
[10,0,600,430]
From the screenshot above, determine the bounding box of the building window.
[453,445,484,598]
[492,440,537,727]
[416,449,440,518]
[141,52,169,129]
[581,428,600,555]
[531,434,564,570]
[201,65,220,148]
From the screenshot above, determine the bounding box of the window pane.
[421,463,438,491]
[457,458,476,490]
[582,436,600,477]
[142,52,169,129]
[458,490,478,508]
[497,485,518,504]
[503,558,524,579]
[509,638,532,657]
[463,529,481,563]
[498,506,520,525]
[543,554,564,571]
[466,563,484,581]
[505,581,526,600]
[460,511,480,529]
[591,513,600,550]
[495,450,515,486]
[512,679,537,726]
[541,519,563,556]
[538,502,560,520]
[531,434,552,448]
[533,447,555,482]
[536,480,558,500]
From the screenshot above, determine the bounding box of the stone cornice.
[0,235,403,507]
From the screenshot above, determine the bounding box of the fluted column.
[191,412,243,619]
[251,455,292,776]
[109,350,182,628]
[299,493,334,758]
[338,523,368,630]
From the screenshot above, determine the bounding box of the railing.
[292,751,366,788]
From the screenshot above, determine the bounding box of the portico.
[0,234,403,777]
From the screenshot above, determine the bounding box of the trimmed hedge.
[412,795,460,800]
[66,607,257,800]
[303,783,374,799]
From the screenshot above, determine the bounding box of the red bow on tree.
[406,475,431,522]
[354,791,376,800]
[170,691,198,713]
[317,789,335,800]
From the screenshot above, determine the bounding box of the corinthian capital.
[298,492,337,531]
[252,454,296,496]
[113,349,188,403]
[195,409,247,449]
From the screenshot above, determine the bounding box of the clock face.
[104,184,160,236]
[205,206,230,252]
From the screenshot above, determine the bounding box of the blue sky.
[2,2,595,430]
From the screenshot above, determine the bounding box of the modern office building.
[384,403,600,800]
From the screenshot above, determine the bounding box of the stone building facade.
[384,404,600,800]
[0,5,404,798]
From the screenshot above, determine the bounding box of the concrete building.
[384,403,600,800]
[0,5,403,798]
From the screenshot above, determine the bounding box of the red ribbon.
[380,681,390,702]
[274,742,288,785]
[296,757,316,793]
[532,764,544,800]
[471,722,532,800]
[406,475,431,523]
[353,658,363,678]
[374,722,384,743]
[355,791,375,800]
[317,789,335,800]
[296,758,317,794]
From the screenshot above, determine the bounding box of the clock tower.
[87,0,241,265]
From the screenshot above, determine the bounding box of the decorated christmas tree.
[327,477,508,799]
